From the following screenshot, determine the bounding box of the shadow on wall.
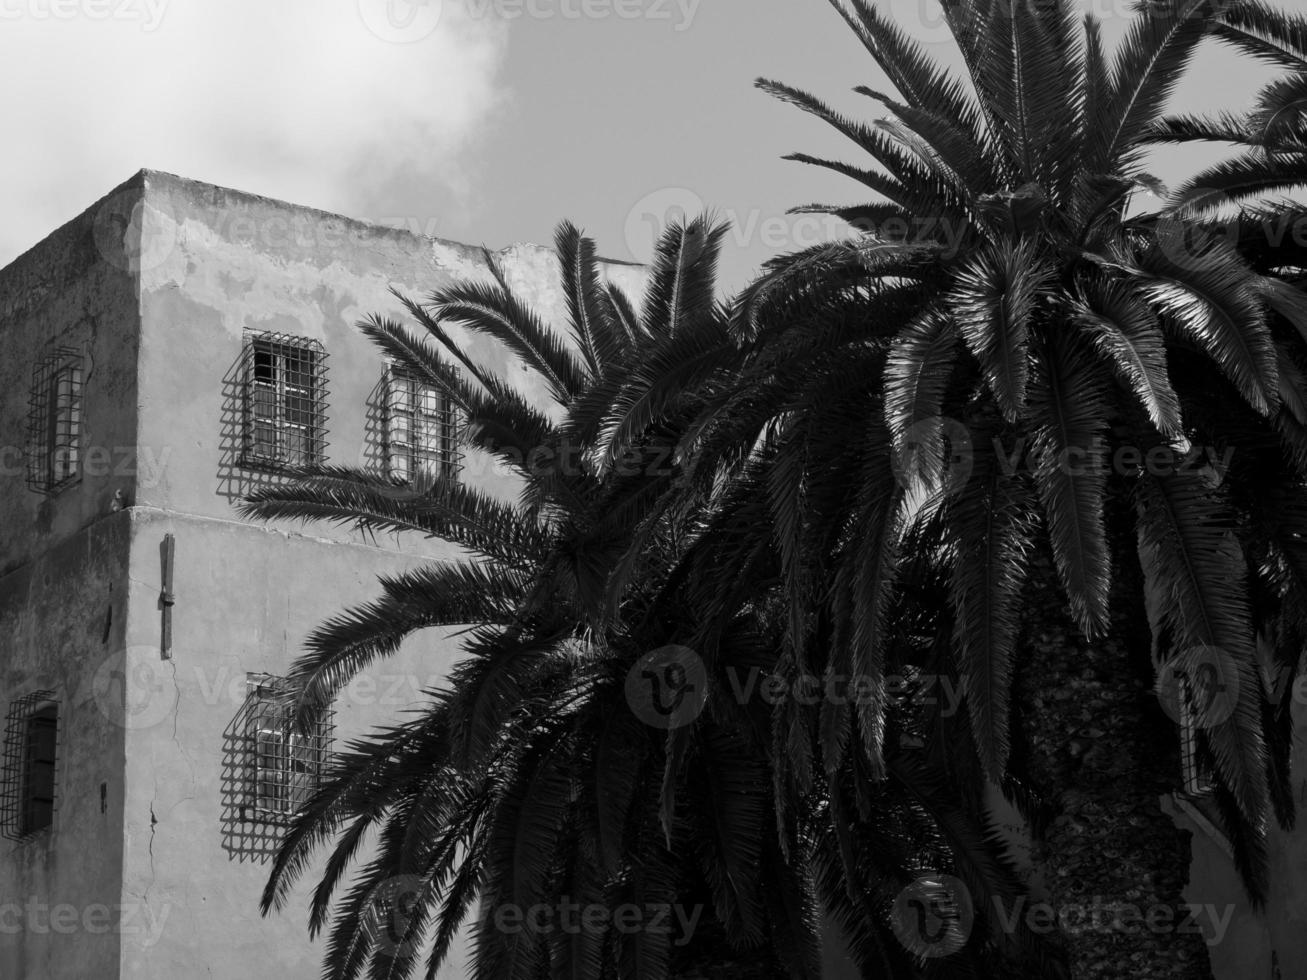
[215,350,390,504]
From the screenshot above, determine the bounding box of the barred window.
[245,676,331,818]
[1,693,58,841]
[384,367,460,485]
[242,334,328,469]
[1179,694,1214,797]
[26,348,84,494]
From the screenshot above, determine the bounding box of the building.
[0,169,646,979]
[2,170,1299,980]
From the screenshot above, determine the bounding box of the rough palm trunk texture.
[1015,570,1213,980]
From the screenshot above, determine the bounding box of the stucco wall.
[118,508,472,979]
[0,176,142,980]
[109,171,648,978]
[0,514,131,979]
[0,171,140,578]
[132,169,647,527]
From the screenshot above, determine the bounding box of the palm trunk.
[1014,565,1212,979]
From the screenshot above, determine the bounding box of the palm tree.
[595,1,1307,975]
[1145,0,1307,209]
[241,220,1054,979]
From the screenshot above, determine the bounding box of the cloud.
[0,0,509,265]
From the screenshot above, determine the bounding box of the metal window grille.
[384,367,461,485]
[1,693,59,841]
[25,348,84,493]
[242,333,329,469]
[243,675,332,819]
[1179,682,1215,797]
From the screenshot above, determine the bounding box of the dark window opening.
[1,692,58,841]
[26,348,84,494]
[22,707,57,835]
[1179,680,1214,797]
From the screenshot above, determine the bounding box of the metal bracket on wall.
[159,533,176,660]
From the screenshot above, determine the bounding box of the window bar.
[242,333,329,470]
[383,366,462,486]
[242,674,333,822]
[26,347,84,494]
[1,692,58,841]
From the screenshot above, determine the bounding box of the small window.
[242,334,328,469]
[26,348,84,494]
[1178,678,1215,797]
[245,676,331,819]
[384,367,460,486]
[22,707,57,834]
[1,692,59,841]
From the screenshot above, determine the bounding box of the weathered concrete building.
[0,170,647,979]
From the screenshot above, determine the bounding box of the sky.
[0,0,1284,292]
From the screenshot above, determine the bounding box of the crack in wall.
[145,798,157,905]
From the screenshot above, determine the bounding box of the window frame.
[1,692,59,841]
[26,347,84,495]
[241,333,329,470]
[21,706,58,835]
[1179,678,1215,798]
[244,675,332,821]
[383,366,461,486]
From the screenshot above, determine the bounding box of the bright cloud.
[0,0,509,265]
